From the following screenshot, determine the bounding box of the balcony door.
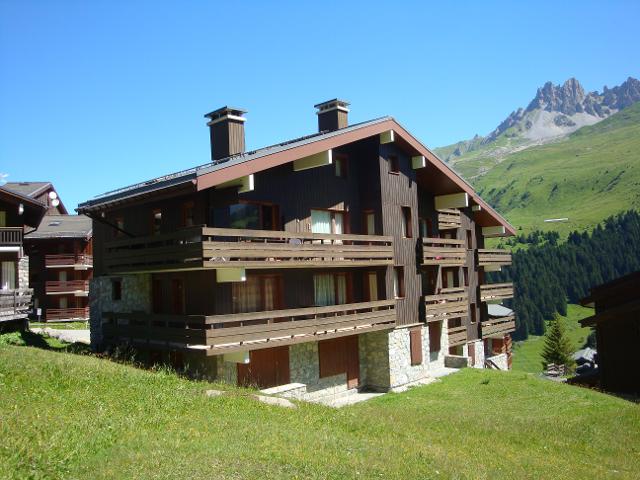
[311,209,344,235]
[225,202,279,231]
[1,261,15,290]
[232,275,282,313]
[314,273,349,306]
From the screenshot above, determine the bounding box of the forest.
[488,210,640,340]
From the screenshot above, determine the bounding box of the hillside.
[1,340,640,479]
[473,102,640,236]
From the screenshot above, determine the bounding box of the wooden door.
[468,342,475,366]
[237,346,290,389]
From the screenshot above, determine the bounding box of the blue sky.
[1,0,638,210]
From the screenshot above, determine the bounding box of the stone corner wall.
[486,353,509,370]
[444,354,470,369]
[469,339,485,368]
[18,255,29,290]
[359,330,391,391]
[386,326,432,389]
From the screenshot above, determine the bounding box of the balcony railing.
[46,280,90,295]
[477,249,512,268]
[480,283,514,301]
[0,288,32,320]
[448,325,467,347]
[45,254,93,269]
[425,287,469,322]
[422,237,466,267]
[437,209,461,230]
[104,226,394,274]
[45,307,90,322]
[102,299,396,355]
[481,315,516,338]
[0,227,23,246]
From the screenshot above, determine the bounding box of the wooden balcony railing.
[104,226,394,274]
[448,325,468,347]
[480,283,514,301]
[102,299,396,355]
[425,287,469,322]
[45,307,90,322]
[437,209,461,230]
[45,280,90,295]
[0,227,23,246]
[422,237,466,267]
[45,254,93,268]
[0,288,32,320]
[477,249,512,268]
[481,315,516,338]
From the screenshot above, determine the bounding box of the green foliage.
[2,344,640,479]
[541,315,576,371]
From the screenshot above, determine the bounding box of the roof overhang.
[0,186,47,227]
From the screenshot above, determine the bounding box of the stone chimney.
[314,99,349,132]
[204,106,247,161]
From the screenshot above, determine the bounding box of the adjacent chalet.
[24,214,93,322]
[0,182,65,327]
[580,271,640,395]
[78,100,516,398]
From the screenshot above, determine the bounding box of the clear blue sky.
[1,1,638,210]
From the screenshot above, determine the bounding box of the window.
[466,229,473,250]
[0,211,6,227]
[363,211,375,235]
[314,272,350,306]
[215,202,279,231]
[364,271,378,301]
[428,321,441,353]
[311,209,345,234]
[410,328,423,365]
[151,209,162,235]
[393,266,405,299]
[419,217,433,238]
[470,303,477,323]
[232,275,283,313]
[1,261,16,290]
[389,155,400,174]
[114,217,124,238]
[334,155,348,178]
[401,207,412,238]
[111,279,122,301]
[463,267,469,287]
[182,202,195,227]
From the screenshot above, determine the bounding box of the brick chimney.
[204,106,247,161]
[314,99,349,132]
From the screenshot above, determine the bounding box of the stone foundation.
[18,255,29,290]
[469,339,485,368]
[486,353,509,370]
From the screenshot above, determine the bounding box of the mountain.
[474,101,640,237]
[435,77,640,179]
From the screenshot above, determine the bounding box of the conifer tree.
[541,315,575,372]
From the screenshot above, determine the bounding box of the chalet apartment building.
[78,100,516,399]
[0,182,93,326]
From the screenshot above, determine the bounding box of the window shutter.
[410,328,423,366]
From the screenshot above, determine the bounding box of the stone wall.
[428,320,448,367]
[18,255,29,290]
[387,326,431,390]
[469,339,485,368]
[289,342,350,401]
[445,354,470,368]
[359,330,390,390]
[486,353,509,371]
[89,274,151,350]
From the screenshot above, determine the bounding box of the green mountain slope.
[474,102,640,236]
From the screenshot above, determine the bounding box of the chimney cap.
[314,99,350,114]
[204,106,247,122]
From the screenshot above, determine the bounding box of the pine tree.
[541,315,575,372]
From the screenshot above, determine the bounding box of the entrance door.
[318,336,360,389]
[237,346,290,389]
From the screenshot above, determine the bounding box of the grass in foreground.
[1,339,639,479]
[512,304,593,374]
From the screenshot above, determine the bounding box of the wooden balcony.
[477,249,512,268]
[422,237,466,267]
[45,307,90,322]
[425,287,469,322]
[0,227,23,246]
[104,226,394,274]
[448,325,468,347]
[480,283,514,301]
[102,299,396,355]
[0,288,32,321]
[45,254,93,269]
[437,209,461,230]
[46,280,90,296]
[481,315,516,338]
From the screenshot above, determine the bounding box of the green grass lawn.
[1,335,639,479]
[512,304,593,374]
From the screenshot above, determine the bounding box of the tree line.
[488,210,640,340]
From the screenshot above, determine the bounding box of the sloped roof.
[24,214,92,240]
[3,182,52,198]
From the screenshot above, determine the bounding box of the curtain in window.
[232,276,261,313]
[263,276,277,311]
[314,273,335,306]
[1,261,15,290]
[311,210,331,234]
[333,212,343,234]
[366,213,375,235]
[335,274,347,305]
[367,273,378,301]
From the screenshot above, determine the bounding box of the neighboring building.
[24,215,93,322]
[580,271,640,395]
[0,184,47,327]
[77,100,516,398]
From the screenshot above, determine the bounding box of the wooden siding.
[480,283,514,301]
[0,288,32,321]
[481,315,516,338]
[477,249,512,268]
[425,287,469,322]
[422,237,466,267]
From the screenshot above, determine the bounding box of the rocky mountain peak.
[526,78,587,116]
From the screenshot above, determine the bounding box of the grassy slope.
[512,304,593,374]
[470,103,640,237]
[1,342,639,479]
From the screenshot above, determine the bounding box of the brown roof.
[24,215,92,240]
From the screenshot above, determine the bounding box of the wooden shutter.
[410,328,423,366]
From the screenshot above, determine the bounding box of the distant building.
[580,271,640,395]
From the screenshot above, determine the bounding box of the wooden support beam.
[216,174,254,193]
[482,226,506,237]
[435,192,469,210]
[411,155,426,169]
[216,268,246,283]
[293,149,332,171]
[380,130,395,144]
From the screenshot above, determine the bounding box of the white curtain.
[1,261,15,290]
[311,210,331,234]
[335,274,347,304]
[314,274,335,306]
[333,212,343,234]
[366,213,375,235]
